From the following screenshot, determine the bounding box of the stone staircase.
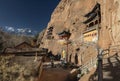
[79,46,120,81]
[102,54,120,81]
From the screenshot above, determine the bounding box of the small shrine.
[46,26,54,39]
[58,30,71,63]
[58,30,71,40]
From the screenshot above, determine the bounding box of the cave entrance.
[75,53,78,64]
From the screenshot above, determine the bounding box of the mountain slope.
[0,29,33,52]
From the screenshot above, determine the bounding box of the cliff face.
[40,0,97,54]
[100,0,120,47]
[39,0,120,65]
[37,29,46,45]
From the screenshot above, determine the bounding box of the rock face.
[39,0,120,67]
[98,0,120,57]
[40,0,95,53]
[37,29,46,45]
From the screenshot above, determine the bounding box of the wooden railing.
[2,48,48,56]
[109,45,120,52]
[38,61,43,79]
[97,49,109,81]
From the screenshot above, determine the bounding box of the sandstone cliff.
[37,29,46,45]
[40,0,97,53]
[39,0,120,66]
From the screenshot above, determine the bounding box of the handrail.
[38,61,43,79]
[109,45,120,52]
[109,45,120,53]
[97,49,109,81]
[110,45,120,48]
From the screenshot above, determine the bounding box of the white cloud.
[5,26,15,32]
[3,26,37,36]
[28,29,31,33]
[17,28,26,33]
[17,28,32,33]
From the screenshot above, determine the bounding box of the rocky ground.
[0,55,42,81]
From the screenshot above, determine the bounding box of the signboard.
[83,29,98,42]
[57,39,71,45]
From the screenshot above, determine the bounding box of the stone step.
[103,71,113,79]
[102,55,120,81]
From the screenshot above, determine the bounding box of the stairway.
[102,54,120,81]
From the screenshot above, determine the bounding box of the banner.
[83,29,98,42]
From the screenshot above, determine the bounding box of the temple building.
[83,3,101,43]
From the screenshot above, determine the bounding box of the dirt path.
[38,68,71,81]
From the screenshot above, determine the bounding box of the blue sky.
[0,0,60,32]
